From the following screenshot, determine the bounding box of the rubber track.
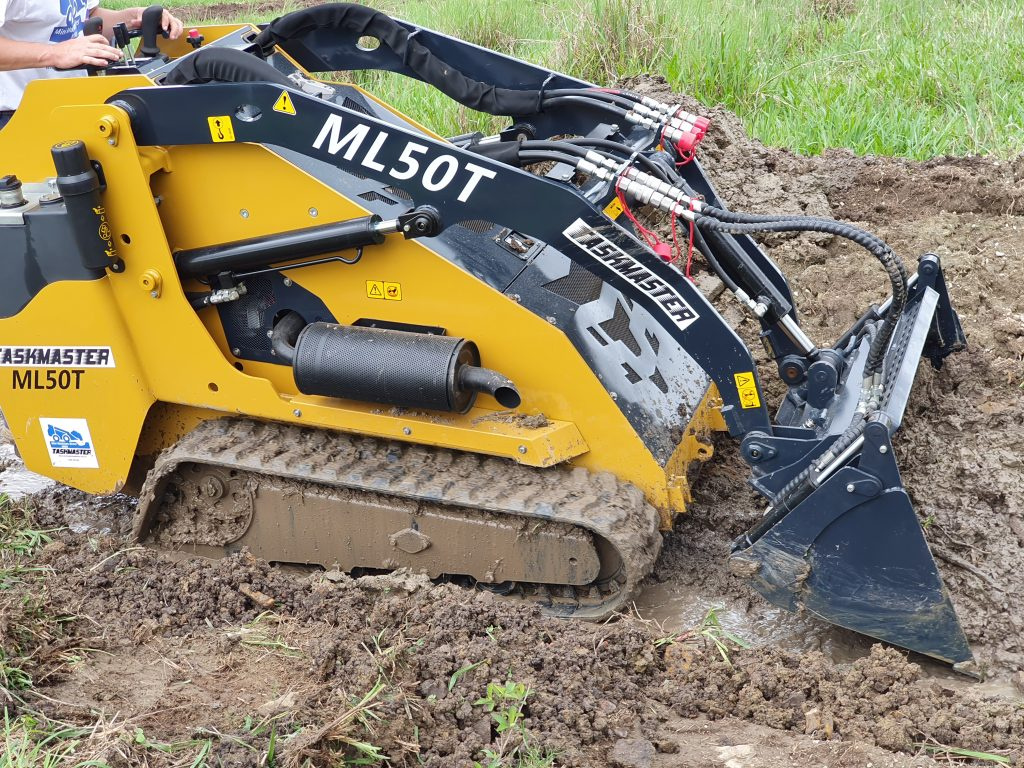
[134,418,663,619]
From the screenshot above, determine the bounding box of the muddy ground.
[3,78,1024,766]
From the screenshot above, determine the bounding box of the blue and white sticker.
[40,418,98,469]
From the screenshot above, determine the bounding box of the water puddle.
[0,444,57,500]
[635,579,872,662]
[0,442,128,533]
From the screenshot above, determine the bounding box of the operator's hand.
[122,7,184,40]
[49,34,123,68]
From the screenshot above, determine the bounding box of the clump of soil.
[667,644,1023,754]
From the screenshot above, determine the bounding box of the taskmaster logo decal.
[49,0,91,43]
[40,418,99,469]
[563,219,700,331]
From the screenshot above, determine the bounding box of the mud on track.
[2,78,1024,765]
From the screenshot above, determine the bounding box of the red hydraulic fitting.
[653,241,674,262]
[674,130,702,154]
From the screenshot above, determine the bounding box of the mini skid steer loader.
[0,3,973,669]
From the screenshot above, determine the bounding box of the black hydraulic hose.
[701,203,895,254]
[695,215,907,374]
[517,149,591,167]
[520,139,667,181]
[540,95,628,118]
[561,138,672,181]
[546,88,638,111]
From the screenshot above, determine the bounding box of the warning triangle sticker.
[369,284,383,297]
[273,91,296,116]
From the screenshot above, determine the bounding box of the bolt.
[293,409,302,417]
[266,330,273,338]
[878,445,888,454]
[149,290,158,298]
[749,448,761,459]
[283,277,293,287]
[403,224,411,232]
[846,483,856,493]
[518,445,527,454]
[240,209,250,219]
[108,138,115,146]
[231,348,241,356]
[402,427,412,435]
[308,207,318,217]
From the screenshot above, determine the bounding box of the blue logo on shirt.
[49,0,91,43]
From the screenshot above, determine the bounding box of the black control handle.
[138,5,167,57]
[83,16,103,36]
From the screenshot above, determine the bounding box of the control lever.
[82,16,104,75]
[138,5,167,58]
[111,22,136,67]
[83,16,103,36]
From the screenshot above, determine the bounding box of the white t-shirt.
[0,0,100,111]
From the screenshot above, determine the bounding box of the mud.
[4,77,1024,765]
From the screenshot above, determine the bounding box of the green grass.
[103,0,1024,159]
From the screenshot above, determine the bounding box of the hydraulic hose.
[539,95,628,118]
[694,215,907,375]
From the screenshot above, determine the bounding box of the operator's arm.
[0,34,121,70]
[89,6,184,40]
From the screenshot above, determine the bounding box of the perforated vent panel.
[358,190,398,205]
[342,97,372,115]
[621,363,643,384]
[217,275,277,359]
[543,262,604,306]
[645,329,660,356]
[599,300,642,356]
[649,368,669,394]
[384,185,412,201]
[456,219,496,234]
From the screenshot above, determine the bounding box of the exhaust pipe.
[270,313,520,413]
[458,365,521,409]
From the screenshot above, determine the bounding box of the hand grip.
[138,5,166,57]
[83,16,103,36]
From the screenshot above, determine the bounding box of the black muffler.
[271,313,520,413]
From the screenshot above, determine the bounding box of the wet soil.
[4,77,1024,765]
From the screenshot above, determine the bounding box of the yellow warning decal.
[734,371,761,409]
[603,197,624,220]
[367,280,403,300]
[273,90,296,116]
[207,115,235,143]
